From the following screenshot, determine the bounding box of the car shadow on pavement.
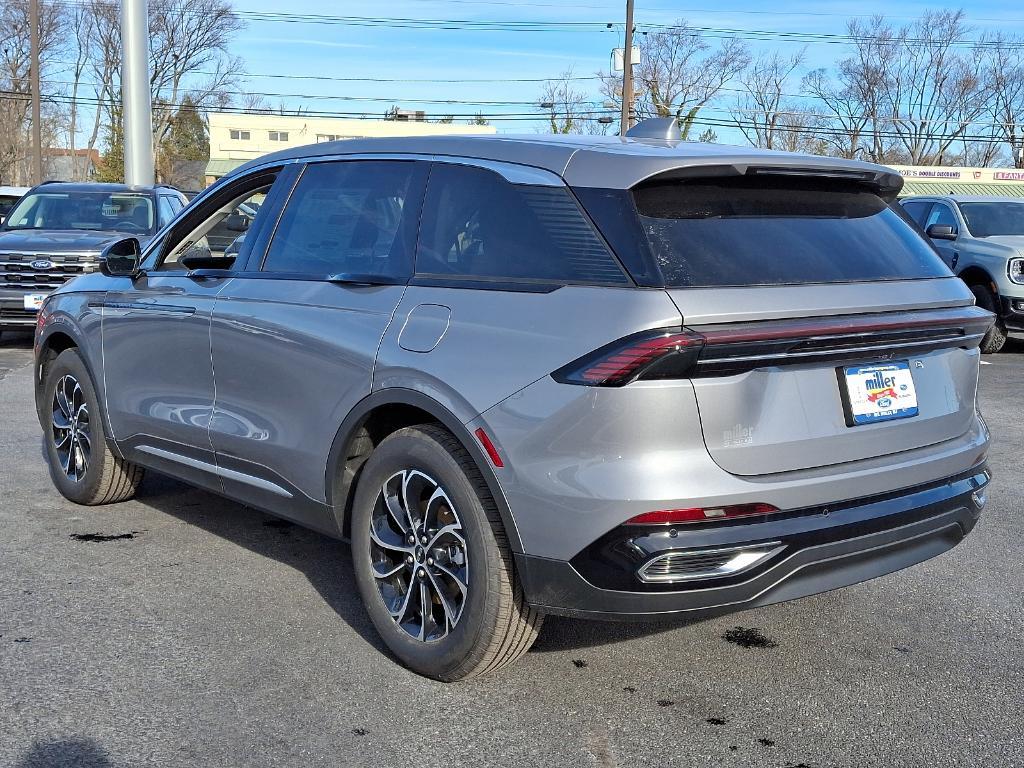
[130,471,684,655]
[132,471,388,654]
[16,737,113,768]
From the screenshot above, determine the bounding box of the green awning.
[204,158,247,178]
[899,181,1024,198]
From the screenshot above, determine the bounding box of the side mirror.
[98,237,141,277]
[224,213,250,232]
[926,223,957,240]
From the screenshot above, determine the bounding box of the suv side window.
[150,169,283,272]
[157,196,176,228]
[900,200,932,226]
[924,202,958,233]
[261,160,425,279]
[416,163,628,285]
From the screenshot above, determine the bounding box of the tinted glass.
[923,203,958,231]
[958,202,1024,237]
[263,160,421,278]
[899,200,932,225]
[417,164,627,285]
[630,177,950,287]
[4,191,155,234]
[157,196,176,228]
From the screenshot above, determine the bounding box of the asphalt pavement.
[1,330,1022,768]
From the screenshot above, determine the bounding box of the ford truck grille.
[0,252,92,290]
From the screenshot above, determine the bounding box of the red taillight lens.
[552,328,704,387]
[625,503,779,526]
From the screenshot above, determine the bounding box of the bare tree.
[602,21,749,139]
[539,69,601,134]
[75,0,243,181]
[802,66,872,159]
[985,34,1024,168]
[0,0,63,183]
[873,10,989,164]
[733,50,806,150]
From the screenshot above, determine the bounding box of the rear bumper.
[517,465,989,620]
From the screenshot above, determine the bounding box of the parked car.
[34,121,993,681]
[899,195,1024,352]
[0,185,30,224]
[0,182,187,334]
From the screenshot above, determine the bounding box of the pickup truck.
[900,194,1024,352]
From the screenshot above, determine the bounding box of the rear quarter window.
[416,163,628,286]
[617,176,951,288]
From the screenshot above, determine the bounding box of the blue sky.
[227,0,1024,141]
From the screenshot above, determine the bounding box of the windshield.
[628,177,950,287]
[3,191,156,234]
[958,202,1024,237]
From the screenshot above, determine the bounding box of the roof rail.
[625,117,680,141]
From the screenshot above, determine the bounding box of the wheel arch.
[325,388,523,552]
[957,265,998,295]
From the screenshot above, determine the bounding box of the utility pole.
[121,0,154,186]
[619,0,635,137]
[30,0,42,184]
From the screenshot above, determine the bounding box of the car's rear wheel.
[351,424,542,681]
[42,349,144,505]
[970,284,1007,353]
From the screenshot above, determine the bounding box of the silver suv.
[34,122,994,680]
[900,195,1024,352]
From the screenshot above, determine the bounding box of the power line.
[46,1,1024,49]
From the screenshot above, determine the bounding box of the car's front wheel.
[42,349,144,505]
[351,424,542,681]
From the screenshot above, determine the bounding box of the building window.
[229,129,250,140]
[268,131,289,142]
[316,134,342,143]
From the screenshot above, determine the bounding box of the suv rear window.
[609,176,949,288]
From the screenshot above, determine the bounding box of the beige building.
[893,165,1024,197]
[204,112,497,185]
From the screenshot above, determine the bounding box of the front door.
[208,159,428,526]
[101,168,286,491]
[923,201,961,269]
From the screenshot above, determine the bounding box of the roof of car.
[902,194,1024,203]
[227,132,902,192]
[29,182,178,194]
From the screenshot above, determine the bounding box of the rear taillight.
[551,328,704,386]
[552,306,993,386]
[625,503,779,526]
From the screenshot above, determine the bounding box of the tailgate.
[670,283,990,477]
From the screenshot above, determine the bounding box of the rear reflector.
[625,503,779,526]
[474,427,504,468]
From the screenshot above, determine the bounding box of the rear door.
[583,174,984,477]
[208,159,427,518]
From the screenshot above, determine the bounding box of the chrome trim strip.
[637,542,785,584]
[135,445,293,498]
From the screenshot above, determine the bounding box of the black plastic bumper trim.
[517,466,987,620]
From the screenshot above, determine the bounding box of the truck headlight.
[1010,257,1024,285]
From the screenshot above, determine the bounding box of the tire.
[42,348,144,505]
[970,284,1008,354]
[351,424,542,681]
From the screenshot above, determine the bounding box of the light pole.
[30,0,42,184]
[619,0,635,137]
[121,0,154,186]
